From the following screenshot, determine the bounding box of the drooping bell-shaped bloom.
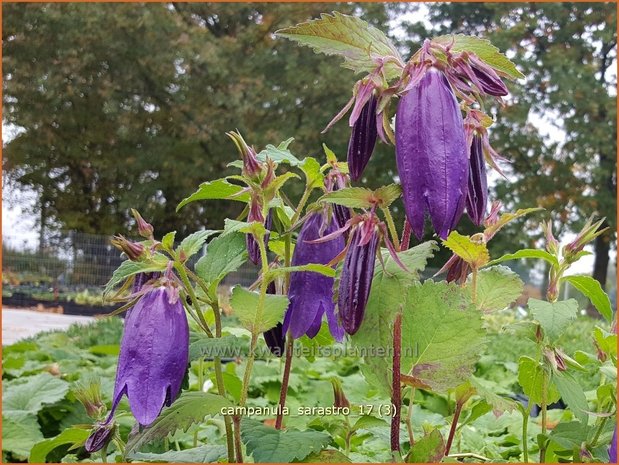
[107,286,189,426]
[470,56,509,97]
[263,281,286,357]
[283,213,345,341]
[396,69,468,239]
[338,224,379,335]
[465,135,488,226]
[348,94,378,182]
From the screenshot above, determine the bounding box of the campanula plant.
[80,12,616,465]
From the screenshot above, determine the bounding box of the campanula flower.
[465,135,488,226]
[263,282,286,357]
[283,213,345,341]
[107,286,189,426]
[348,94,378,182]
[396,69,468,239]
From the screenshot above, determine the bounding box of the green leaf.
[487,248,560,268]
[469,376,517,415]
[127,445,227,463]
[161,231,176,250]
[433,34,524,79]
[323,143,338,165]
[549,421,590,450]
[403,281,485,392]
[349,242,438,395]
[2,412,44,460]
[593,326,617,358]
[562,275,612,322]
[222,219,266,238]
[406,429,445,463]
[276,12,403,80]
[88,344,120,356]
[374,183,402,207]
[195,232,248,286]
[241,418,331,463]
[517,356,560,405]
[3,373,69,415]
[472,265,524,313]
[30,428,90,463]
[271,263,336,278]
[189,334,249,361]
[319,186,374,208]
[229,286,288,334]
[126,392,233,453]
[528,298,579,341]
[553,372,588,425]
[176,179,249,211]
[177,230,217,260]
[351,415,388,432]
[257,143,301,165]
[484,208,544,238]
[104,253,169,295]
[442,231,489,267]
[300,157,324,189]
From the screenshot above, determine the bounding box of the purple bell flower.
[263,282,286,357]
[283,213,345,341]
[470,56,509,97]
[338,224,379,335]
[347,94,378,182]
[247,210,272,266]
[107,286,189,426]
[465,135,488,226]
[396,69,468,239]
[85,423,114,453]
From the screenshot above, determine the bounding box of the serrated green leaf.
[442,231,489,267]
[593,326,617,358]
[319,186,373,208]
[350,242,438,395]
[271,263,336,278]
[406,429,445,463]
[529,298,579,341]
[229,286,288,334]
[403,281,485,392]
[301,449,352,463]
[276,12,403,80]
[472,265,524,313]
[30,428,90,463]
[352,415,388,432]
[487,248,560,268]
[177,230,217,260]
[195,232,247,286]
[176,179,249,211]
[257,143,301,165]
[469,376,517,415]
[104,253,169,295]
[189,335,249,361]
[433,34,524,80]
[241,418,331,463]
[126,392,233,453]
[562,275,612,322]
[127,445,227,463]
[222,219,266,238]
[549,421,590,450]
[161,231,176,250]
[323,143,338,165]
[517,356,560,405]
[553,372,588,425]
[2,412,44,460]
[375,183,401,207]
[300,156,324,189]
[3,373,69,415]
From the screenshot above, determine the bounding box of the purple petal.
[465,135,488,226]
[111,287,189,426]
[347,94,378,182]
[396,69,468,239]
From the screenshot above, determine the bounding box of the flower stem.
[401,219,412,251]
[275,336,294,429]
[445,401,464,456]
[176,264,213,338]
[470,266,478,305]
[381,207,400,251]
[391,312,402,457]
[405,387,415,446]
[539,370,549,463]
[522,406,530,462]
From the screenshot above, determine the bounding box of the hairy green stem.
[522,406,530,462]
[381,207,400,251]
[540,370,549,463]
[405,388,415,446]
[470,267,478,305]
[275,336,294,429]
[176,264,213,338]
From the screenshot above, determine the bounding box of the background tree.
[3,2,394,238]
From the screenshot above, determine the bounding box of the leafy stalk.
[391,312,402,459]
[381,206,400,251]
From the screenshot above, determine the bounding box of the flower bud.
[131,209,154,239]
[338,224,379,335]
[396,69,468,239]
[111,235,144,261]
[469,56,509,97]
[331,378,350,409]
[227,131,262,179]
[73,378,105,419]
[562,216,608,260]
[263,281,286,357]
[541,221,560,256]
[465,135,488,226]
[347,94,378,182]
[85,422,114,453]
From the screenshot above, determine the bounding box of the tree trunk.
[588,229,611,318]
